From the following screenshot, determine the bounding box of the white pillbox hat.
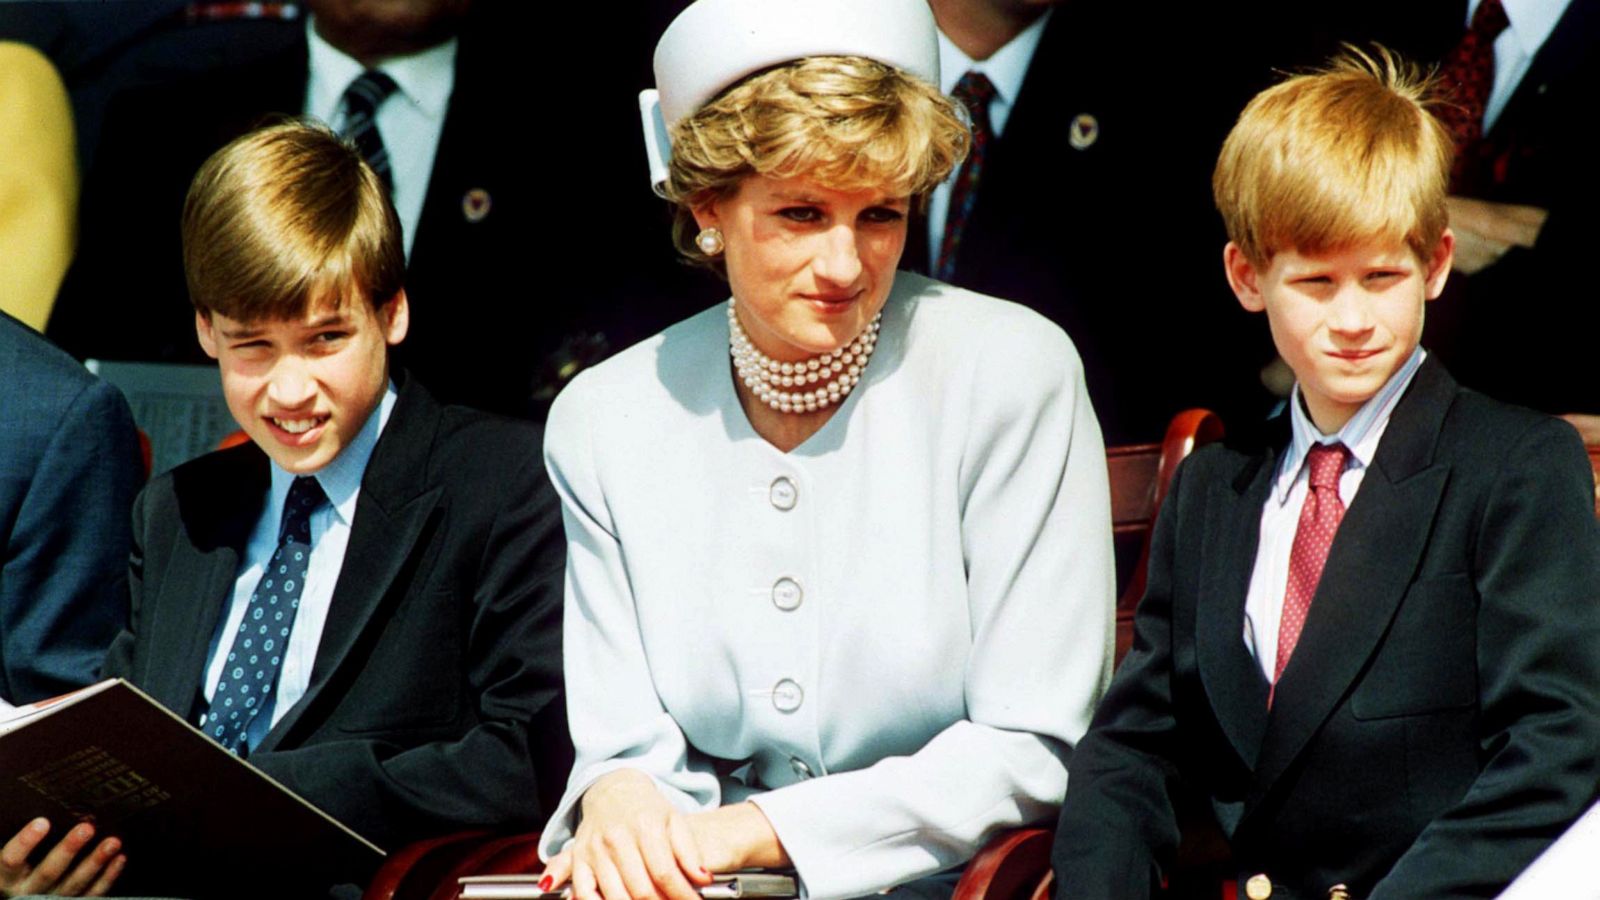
[639,0,941,195]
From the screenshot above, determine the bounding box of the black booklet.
[0,679,384,898]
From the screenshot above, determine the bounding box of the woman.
[538,1,1114,898]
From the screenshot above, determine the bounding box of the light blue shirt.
[200,382,398,737]
[304,19,457,260]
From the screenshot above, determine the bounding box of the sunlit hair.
[182,119,404,320]
[1213,45,1452,266]
[664,55,970,268]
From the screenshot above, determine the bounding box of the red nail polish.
[700,867,711,877]
[539,875,554,892]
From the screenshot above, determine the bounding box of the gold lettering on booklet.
[20,745,172,819]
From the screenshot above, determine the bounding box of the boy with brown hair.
[0,121,567,898]
[1052,49,1600,899]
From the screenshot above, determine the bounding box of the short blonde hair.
[1213,46,1452,265]
[664,55,969,267]
[182,119,404,320]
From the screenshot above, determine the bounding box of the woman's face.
[695,174,909,361]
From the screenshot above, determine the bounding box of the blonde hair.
[182,119,404,320]
[1213,45,1452,265]
[664,55,969,267]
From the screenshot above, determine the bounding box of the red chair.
[363,831,542,900]
[1109,409,1225,663]
[367,410,1225,900]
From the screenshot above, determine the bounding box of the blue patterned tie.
[207,475,326,754]
[340,69,399,191]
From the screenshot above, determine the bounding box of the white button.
[769,477,797,510]
[772,678,803,712]
[772,578,803,611]
[790,757,814,779]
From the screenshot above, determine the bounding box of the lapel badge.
[1068,113,1099,150]
[462,188,492,223]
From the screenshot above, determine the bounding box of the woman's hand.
[0,818,125,898]
[544,769,711,900]
[542,770,790,900]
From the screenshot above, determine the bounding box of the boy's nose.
[1327,288,1375,334]
[812,225,863,286]
[266,358,317,407]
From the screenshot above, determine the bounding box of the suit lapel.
[149,447,270,718]
[1249,358,1457,802]
[259,376,444,751]
[1195,446,1275,770]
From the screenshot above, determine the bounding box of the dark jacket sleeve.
[244,447,569,850]
[1370,417,1600,897]
[1052,460,1192,899]
[2,377,141,702]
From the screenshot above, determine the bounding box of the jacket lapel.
[1195,446,1275,771]
[149,447,270,719]
[259,377,445,751]
[1248,358,1456,804]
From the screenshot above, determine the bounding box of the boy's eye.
[778,207,822,223]
[313,331,349,344]
[1365,271,1404,284]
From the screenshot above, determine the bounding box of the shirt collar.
[267,380,399,528]
[305,17,458,123]
[937,8,1052,116]
[1273,346,1427,505]
[1469,0,1570,57]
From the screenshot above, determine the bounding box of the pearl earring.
[696,227,725,256]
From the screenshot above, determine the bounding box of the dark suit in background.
[905,6,1273,444]
[1053,357,1600,898]
[0,312,141,704]
[103,375,569,882]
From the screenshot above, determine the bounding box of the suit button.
[769,477,797,511]
[772,577,803,611]
[1245,874,1272,900]
[1327,886,1351,900]
[772,678,803,712]
[790,757,813,779]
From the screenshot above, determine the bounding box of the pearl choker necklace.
[727,300,881,414]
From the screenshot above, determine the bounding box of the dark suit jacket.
[902,7,1272,444]
[103,375,569,889]
[1053,357,1600,899]
[46,5,561,418]
[0,312,142,703]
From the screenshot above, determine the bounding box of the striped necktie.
[340,69,400,191]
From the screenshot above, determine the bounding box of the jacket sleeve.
[246,446,569,850]
[1370,417,1600,898]
[2,376,141,702]
[1050,457,1195,900]
[742,315,1116,900]
[537,385,729,859]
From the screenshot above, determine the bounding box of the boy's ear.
[1423,229,1456,301]
[1223,242,1267,312]
[195,310,220,359]
[379,289,410,347]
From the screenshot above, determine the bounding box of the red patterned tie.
[1271,443,1351,703]
[1434,0,1512,192]
[936,71,997,282]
